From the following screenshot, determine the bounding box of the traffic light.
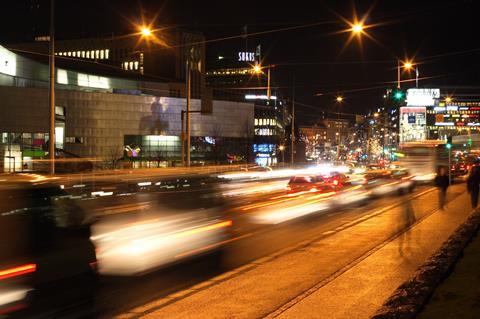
[446,136,452,149]
[394,90,404,100]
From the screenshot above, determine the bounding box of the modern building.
[7,28,211,109]
[206,43,290,166]
[0,44,254,172]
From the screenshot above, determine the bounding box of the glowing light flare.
[336,96,344,103]
[445,96,453,103]
[403,61,413,70]
[252,64,262,74]
[140,27,152,37]
[351,23,364,34]
[0,264,36,280]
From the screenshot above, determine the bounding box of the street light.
[251,63,273,99]
[351,23,364,34]
[397,60,419,88]
[278,145,285,165]
[335,95,343,160]
[140,27,152,37]
[445,96,453,103]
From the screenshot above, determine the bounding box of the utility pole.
[186,58,191,167]
[291,77,295,165]
[49,0,55,175]
[267,66,271,99]
[397,60,401,89]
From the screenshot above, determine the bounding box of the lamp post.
[49,0,55,175]
[252,63,273,99]
[335,96,343,161]
[397,60,415,89]
[279,144,285,166]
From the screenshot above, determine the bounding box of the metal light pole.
[49,0,55,175]
[186,59,191,167]
[267,67,271,99]
[397,60,401,89]
[291,77,295,165]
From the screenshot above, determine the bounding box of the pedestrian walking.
[467,165,480,208]
[434,166,449,210]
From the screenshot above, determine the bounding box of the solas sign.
[238,52,256,62]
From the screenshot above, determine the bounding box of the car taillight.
[0,264,36,280]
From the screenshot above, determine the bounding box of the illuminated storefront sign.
[0,45,16,76]
[406,88,440,106]
[238,52,256,62]
[245,94,277,100]
[399,106,426,142]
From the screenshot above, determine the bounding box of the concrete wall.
[0,86,254,159]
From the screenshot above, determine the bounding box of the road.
[83,183,465,319]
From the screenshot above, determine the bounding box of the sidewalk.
[117,185,472,319]
[416,231,480,319]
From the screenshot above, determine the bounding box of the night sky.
[1,0,480,124]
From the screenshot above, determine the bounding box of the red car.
[321,172,351,188]
[287,175,333,193]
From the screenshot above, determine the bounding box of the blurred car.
[0,182,96,317]
[286,175,333,193]
[90,180,232,276]
[320,172,351,188]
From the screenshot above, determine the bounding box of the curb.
[371,208,480,319]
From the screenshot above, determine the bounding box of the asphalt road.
[91,184,435,318]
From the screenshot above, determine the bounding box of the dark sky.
[2,0,480,123]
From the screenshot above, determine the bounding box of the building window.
[81,51,85,58]
[105,49,109,59]
[134,61,139,70]
[129,61,133,70]
[67,51,71,56]
[66,137,84,144]
[140,53,144,64]
[86,51,90,59]
[100,50,104,59]
[91,50,95,59]
[95,50,99,59]
[124,62,128,70]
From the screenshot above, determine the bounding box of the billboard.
[399,106,426,143]
[406,88,440,106]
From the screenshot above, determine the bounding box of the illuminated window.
[90,50,94,58]
[81,51,85,58]
[95,50,99,59]
[134,61,139,70]
[254,119,258,126]
[77,51,81,57]
[105,49,109,59]
[124,62,128,70]
[67,52,71,56]
[129,61,133,70]
[86,51,90,58]
[100,50,104,59]
[140,66,144,74]
[72,52,76,57]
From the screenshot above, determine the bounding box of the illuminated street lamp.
[397,60,419,88]
[251,63,273,99]
[445,96,453,103]
[336,95,344,103]
[351,23,364,34]
[140,27,152,37]
[278,145,285,165]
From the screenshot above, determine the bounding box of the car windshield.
[290,176,312,183]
